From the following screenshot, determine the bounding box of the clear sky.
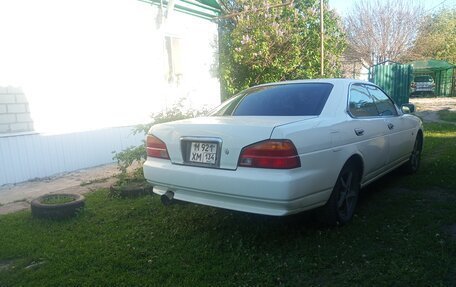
[328,0,455,16]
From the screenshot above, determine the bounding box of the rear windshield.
[210,83,333,116]
[414,76,433,82]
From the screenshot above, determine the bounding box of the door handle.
[354,128,364,136]
[387,123,394,130]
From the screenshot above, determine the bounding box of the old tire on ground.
[401,135,423,174]
[318,161,361,226]
[31,193,85,219]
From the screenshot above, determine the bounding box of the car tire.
[401,135,422,174]
[318,161,361,226]
[31,193,85,219]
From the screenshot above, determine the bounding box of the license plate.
[189,142,218,164]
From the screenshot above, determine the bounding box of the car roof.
[252,78,372,88]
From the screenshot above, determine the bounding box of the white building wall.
[0,0,220,185]
[0,87,34,133]
[0,0,220,134]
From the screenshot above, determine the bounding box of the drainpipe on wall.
[165,0,175,21]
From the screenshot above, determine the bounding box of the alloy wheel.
[336,168,359,222]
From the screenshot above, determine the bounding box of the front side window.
[366,85,398,116]
[348,84,378,117]
[210,83,333,116]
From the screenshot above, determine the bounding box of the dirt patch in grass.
[411,97,456,124]
[0,260,15,272]
[411,97,456,113]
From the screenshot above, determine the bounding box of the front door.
[366,85,413,167]
[347,84,389,182]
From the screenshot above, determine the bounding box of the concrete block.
[0,104,6,113]
[14,94,28,104]
[0,114,16,124]
[16,113,33,123]
[9,122,29,132]
[7,86,23,94]
[28,122,34,131]
[7,103,27,113]
[0,87,8,94]
[0,95,16,104]
[0,124,10,133]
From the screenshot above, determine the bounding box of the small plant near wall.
[111,101,207,197]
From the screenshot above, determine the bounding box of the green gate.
[368,61,412,105]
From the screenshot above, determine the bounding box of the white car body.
[411,75,435,95]
[143,79,423,220]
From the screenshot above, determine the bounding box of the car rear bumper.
[143,158,332,216]
[411,87,435,93]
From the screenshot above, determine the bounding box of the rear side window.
[211,83,333,116]
[349,84,378,117]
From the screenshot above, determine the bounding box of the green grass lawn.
[1,123,455,286]
[438,110,456,123]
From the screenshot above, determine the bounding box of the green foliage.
[112,145,146,178]
[112,102,207,184]
[412,8,456,63]
[219,0,346,99]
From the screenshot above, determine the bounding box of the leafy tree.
[411,8,456,63]
[344,0,423,67]
[218,0,346,99]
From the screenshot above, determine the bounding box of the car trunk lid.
[149,116,316,170]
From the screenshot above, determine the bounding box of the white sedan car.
[143,79,423,224]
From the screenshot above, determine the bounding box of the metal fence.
[368,61,412,105]
[0,126,144,186]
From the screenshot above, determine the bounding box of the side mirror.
[401,103,415,114]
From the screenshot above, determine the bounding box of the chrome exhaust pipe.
[160,191,175,206]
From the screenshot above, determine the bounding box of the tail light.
[146,135,169,159]
[238,140,300,169]
[411,83,416,88]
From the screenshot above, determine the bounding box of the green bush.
[113,102,207,185]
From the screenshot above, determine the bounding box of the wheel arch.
[317,152,363,225]
[416,129,424,151]
[344,153,364,180]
